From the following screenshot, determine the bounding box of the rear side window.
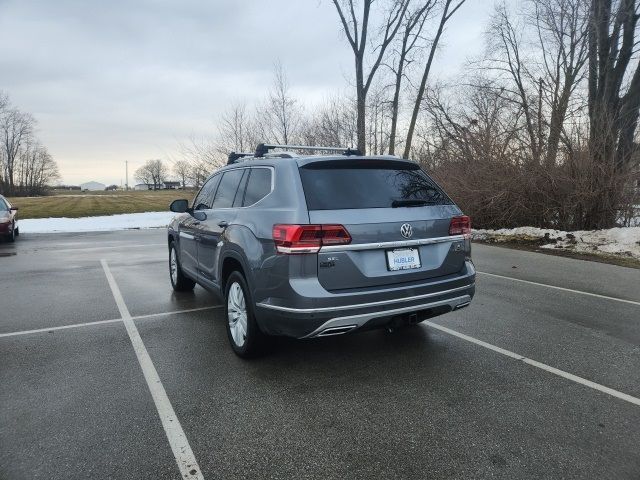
[243,168,272,206]
[299,160,452,210]
[0,198,8,210]
[213,169,244,209]
[232,169,250,207]
[193,175,220,210]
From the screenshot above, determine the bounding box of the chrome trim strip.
[319,234,466,252]
[276,246,320,254]
[303,295,471,338]
[256,283,474,314]
[179,232,195,240]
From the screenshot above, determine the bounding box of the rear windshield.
[299,160,452,210]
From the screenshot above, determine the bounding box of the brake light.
[449,215,471,236]
[272,224,351,254]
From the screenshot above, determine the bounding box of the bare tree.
[0,91,8,112]
[0,92,7,189]
[134,164,152,186]
[177,136,225,187]
[480,0,588,168]
[16,141,60,195]
[300,94,358,148]
[403,0,467,159]
[217,101,257,154]
[256,61,302,145]
[484,3,541,163]
[388,1,436,154]
[532,0,589,167]
[0,91,60,196]
[366,83,393,154]
[135,159,168,189]
[173,160,191,189]
[585,0,640,228]
[332,0,410,153]
[1,108,35,194]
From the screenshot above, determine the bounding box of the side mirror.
[169,199,189,213]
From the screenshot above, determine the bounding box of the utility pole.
[125,161,129,191]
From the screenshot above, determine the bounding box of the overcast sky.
[0,0,502,185]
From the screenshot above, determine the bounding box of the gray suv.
[168,144,475,357]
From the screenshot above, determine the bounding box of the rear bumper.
[254,261,475,338]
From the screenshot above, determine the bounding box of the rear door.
[298,159,466,291]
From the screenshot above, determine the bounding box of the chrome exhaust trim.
[317,325,358,337]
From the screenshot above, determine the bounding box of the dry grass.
[7,189,196,219]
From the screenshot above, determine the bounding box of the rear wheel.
[225,271,265,358]
[169,242,195,291]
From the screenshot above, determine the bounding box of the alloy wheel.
[170,247,178,285]
[227,282,248,347]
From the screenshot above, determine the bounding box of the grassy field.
[7,190,196,219]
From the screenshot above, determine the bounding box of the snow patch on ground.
[473,226,640,260]
[19,211,175,233]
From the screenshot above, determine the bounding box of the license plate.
[386,248,421,271]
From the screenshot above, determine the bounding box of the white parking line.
[101,260,205,480]
[0,306,221,338]
[477,271,640,307]
[0,318,123,338]
[134,305,222,320]
[424,321,640,407]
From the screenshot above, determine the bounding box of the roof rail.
[227,152,252,165]
[254,143,362,158]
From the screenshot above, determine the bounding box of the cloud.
[0,0,496,184]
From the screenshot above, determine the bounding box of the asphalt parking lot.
[1,229,639,480]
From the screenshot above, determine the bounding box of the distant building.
[162,181,181,189]
[134,183,152,191]
[80,181,106,191]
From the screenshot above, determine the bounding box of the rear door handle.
[218,220,228,228]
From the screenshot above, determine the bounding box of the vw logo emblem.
[400,223,413,239]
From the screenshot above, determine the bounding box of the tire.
[169,241,195,292]
[224,271,266,358]
[7,222,15,243]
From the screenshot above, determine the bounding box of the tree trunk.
[388,65,403,156]
[544,86,572,167]
[581,0,640,229]
[403,1,461,159]
[356,58,367,154]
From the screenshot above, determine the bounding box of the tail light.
[449,215,471,236]
[272,224,351,254]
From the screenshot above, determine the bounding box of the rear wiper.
[391,199,434,208]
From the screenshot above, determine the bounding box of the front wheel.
[7,222,15,243]
[225,271,266,358]
[169,242,195,292]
